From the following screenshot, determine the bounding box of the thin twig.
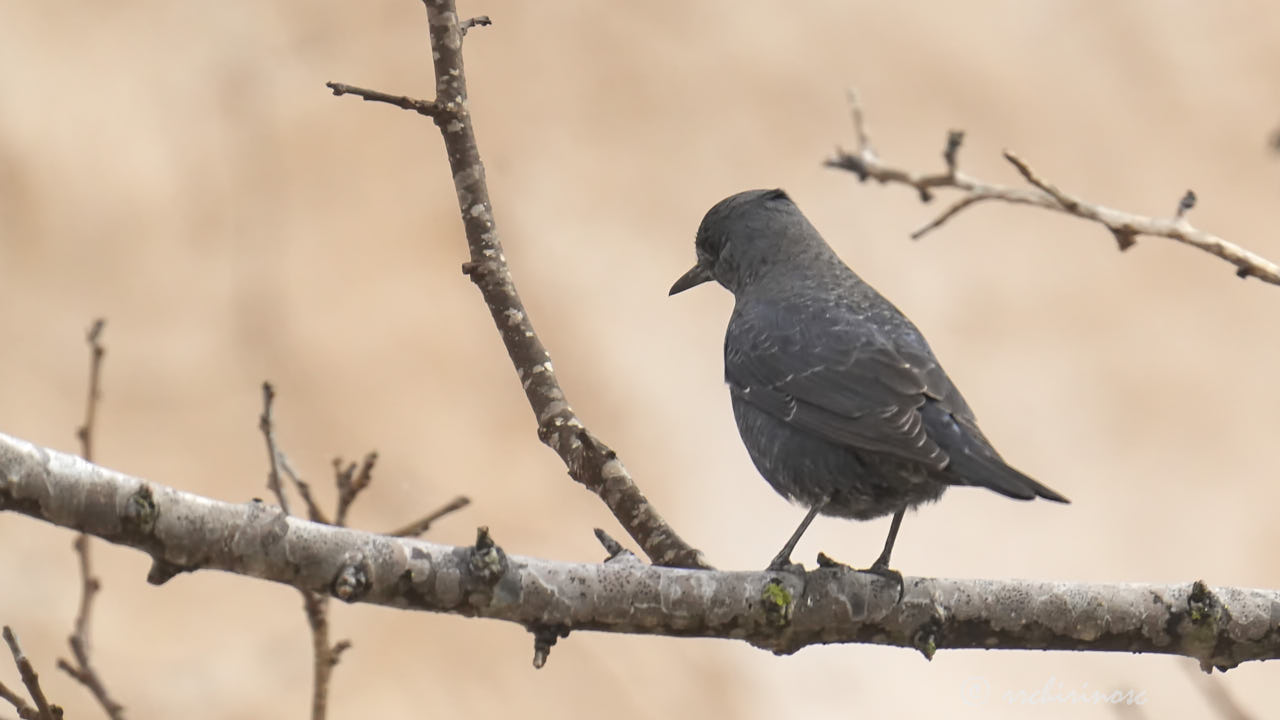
[278,452,328,525]
[301,592,348,720]
[459,15,491,35]
[826,90,1280,285]
[0,676,38,720]
[55,537,124,720]
[328,0,709,569]
[256,384,348,719]
[593,528,624,556]
[258,382,293,516]
[296,452,380,720]
[325,84,440,117]
[333,452,376,527]
[387,495,470,537]
[257,389,328,522]
[3,628,57,720]
[66,535,99,649]
[59,319,125,720]
[75,319,105,462]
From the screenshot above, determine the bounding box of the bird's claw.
[815,553,904,603]
[859,561,905,604]
[766,554,805,576]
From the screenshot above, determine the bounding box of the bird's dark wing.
[725,297,964,469]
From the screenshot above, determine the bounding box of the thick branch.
[2,432,1277,668]
[327,0,708,569]
[826,90,1280,285]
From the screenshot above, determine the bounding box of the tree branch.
[254,381,465,712]
[74,319,105,463]
[58,318,125,720]
[326,0,709,569]
[1,432,1277,669]
[826,90,1280,286]
[2,628,59,720]
[259,382,296,518]
[387,495,470,538]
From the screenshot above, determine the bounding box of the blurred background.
[1,1,1277,718]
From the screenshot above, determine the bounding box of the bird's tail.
[954,450,1069,503]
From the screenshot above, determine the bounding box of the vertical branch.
[257,386,345,720]
[256,380,468,714]
[258,382,293,516]
[5,627,60,720]
[301,592,350,720]
[324,0,708,568]
[75,319,106,462]
[57,318,125,720]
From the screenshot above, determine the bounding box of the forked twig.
[827,90,1280,285]
[327,0,709,569]
[59,318,125,720]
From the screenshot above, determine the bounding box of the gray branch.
[327,0,709,571]
[826,90,1280,286]
[2,431,1277,669]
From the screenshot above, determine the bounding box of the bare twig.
[55,537,124,720]
[328,0,709,570]
[301,592,349,720]
[333,453,377,527]
[325,84,439,116]
[387,495,470,537]
[63,536,99,650]
[58,319,125,720]
[259,382,295,516]
[257,383,464,714]
[279,453,328,525]
[827,90,1280,285]
[3,628,58,720]
[0,675,38,720]
[256,385,350,720]
[459,15,491,35]
[257,384,331,523]
[75,319,105,462]
[592,528,628,560]
[530,624,567,669]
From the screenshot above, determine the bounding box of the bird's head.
[670,188,817,296]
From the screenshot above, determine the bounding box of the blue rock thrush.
[670,189,1067,592]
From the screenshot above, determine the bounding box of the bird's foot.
[766,552,805,575]
[815,553,904,603]
[859,560,905,604]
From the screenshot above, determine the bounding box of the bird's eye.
[696,231,725,261]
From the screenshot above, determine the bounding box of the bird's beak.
[669,263,713,295]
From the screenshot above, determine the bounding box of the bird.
[669,188,1067,595]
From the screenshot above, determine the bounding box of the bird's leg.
[860,509,906,602]
[869,508,904,570]
[767,500,825,571]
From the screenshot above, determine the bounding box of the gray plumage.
[670,188,1067,576]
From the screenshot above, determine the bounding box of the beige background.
[2,1,1278,718]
